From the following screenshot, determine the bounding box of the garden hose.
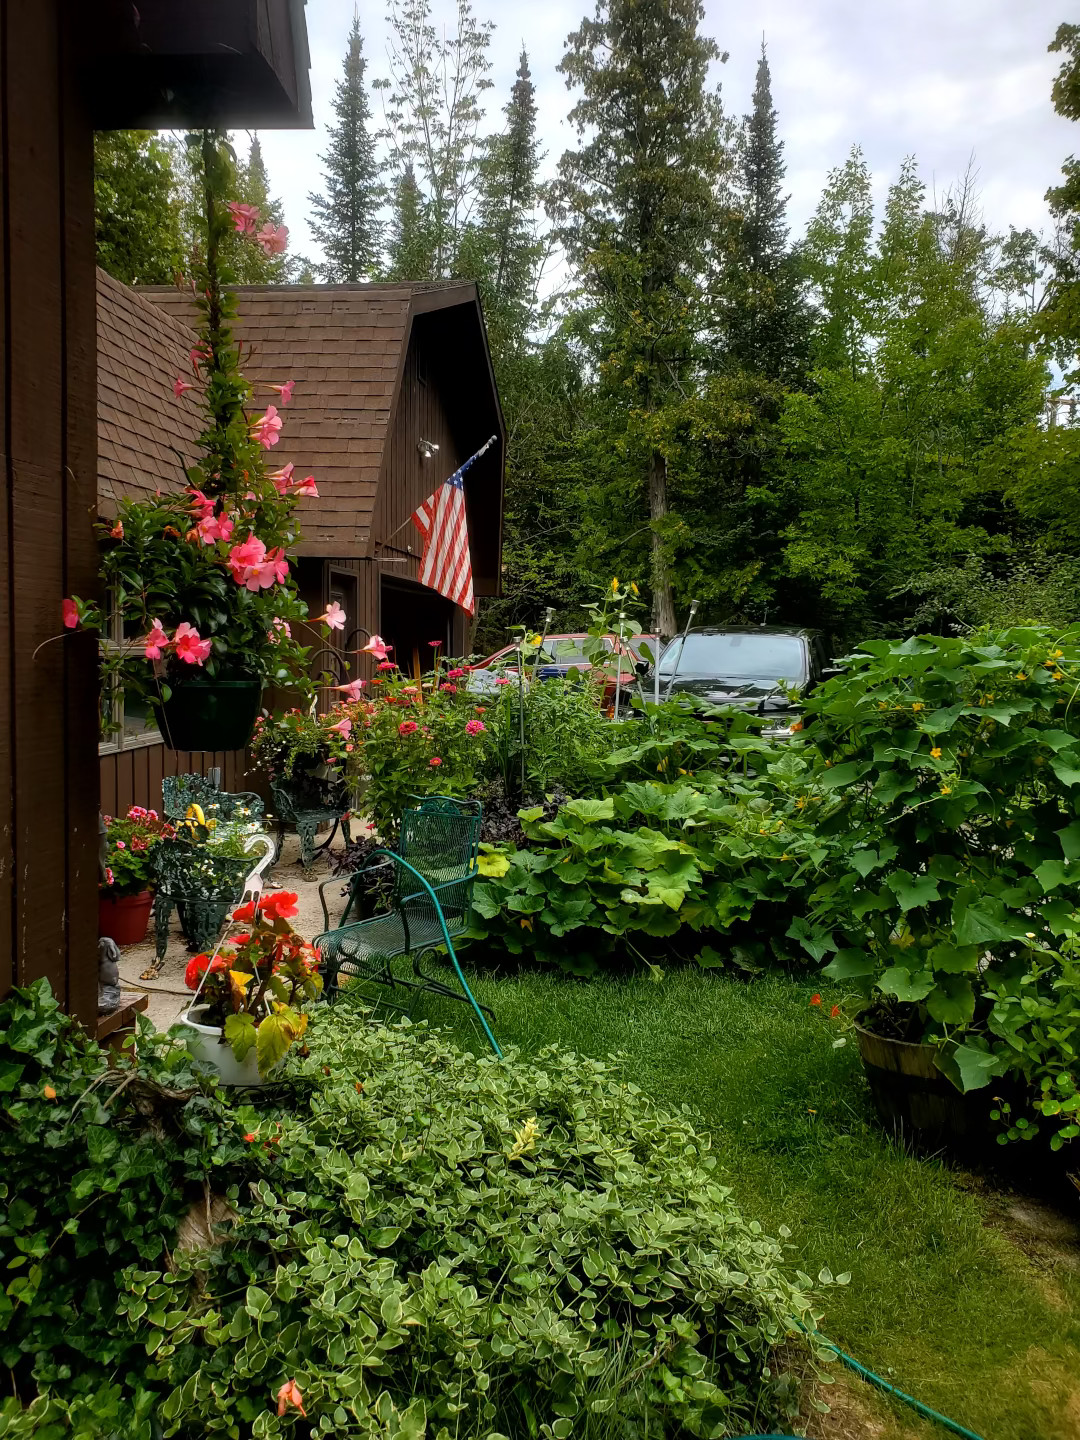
[735,1328,987,1440]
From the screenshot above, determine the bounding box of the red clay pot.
[98,889,153,947]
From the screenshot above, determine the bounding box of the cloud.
[255,0,1074,267]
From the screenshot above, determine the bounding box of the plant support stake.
[664,600,699,702]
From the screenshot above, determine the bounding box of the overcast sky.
[256,0,1075,270]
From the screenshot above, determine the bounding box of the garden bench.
[270,773,352,871]
[163,772,265,828]
[313,795,499,1055]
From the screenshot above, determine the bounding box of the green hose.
[735,1327,987,1440]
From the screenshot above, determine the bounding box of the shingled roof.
[97,268,202,513]
[96,274,500,559]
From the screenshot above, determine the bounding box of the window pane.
[659,633,807,682]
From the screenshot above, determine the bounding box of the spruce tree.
[727,42,807,381]
[308,14,383,282]
[553,0,730,634]
[385,162,436,281]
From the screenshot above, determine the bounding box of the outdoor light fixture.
[417,438,440,459]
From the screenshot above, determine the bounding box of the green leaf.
[823,948,877,981]
[927,942,980,974]
[878,966,935,1002]
[562,797,615,823]
[1050,752,1080,787]
[1058,821,1080,860]
[885,870,941,912]
[925,974,976,1025]
[948,1043,1006,1093]
[254,1015,294,1077]
[1034,859,1073,893]
[224,1011,256,1060]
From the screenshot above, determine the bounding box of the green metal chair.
[269,773,352,870]
[313,796,499,1056]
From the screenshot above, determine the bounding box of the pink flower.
[268,617,291,645]
[446,668,466,679]
[428,640,442,648]
[104,866,115,886]
[189,344,211,374]
[242,545,288,591]
[314,602,346,630]
[62,598,78,629]
[188,488,215,520]
[256,222,288,256]
[376,660,395,672]
[269,380,295,404]
[292,475,318,497]
[362,635,392,662]
[228,202,261,235]
[329,717,352,738]
[398,720,418,736]
[334,680,365,701]
[197,511,235,545]
[227,534,266,586]
[173,376,194,398]
[251,405,283,449]
[494,676,513,686]
[277,1381,306,1419]
[143,619,170,660]
[440,682,458,694]
[465,719,486,736]
[429,756,442,767]
[269,462,295,494]
[115,840,126,851]
[172,622,212,665]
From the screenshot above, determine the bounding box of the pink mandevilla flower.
[227,202,260,235]
[292,475,318,497]
[269,380,295,404]
[334,679,365,701]
[362,635,392,662]
[315,602,346,630]
[197,511,235,545]
[242,545,288,591]
[62,598,78,629]
[173,376,195,398]
[268,617,292,645]
[172,622,212,665]
[329,717,352,738]
[251,405,283,449]
[269,462,295,494]
[227,535,266,586]
[256,222,289,256]
[188,488,215,520]
[143,619,170,660]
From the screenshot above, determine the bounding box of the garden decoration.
[57,130,343,750]
[148,829,275,975]
[313,795,500,1055]
[162,772,264,826]
[98,805,176,946]
[180,866,319,1085]
[269,773,353,870]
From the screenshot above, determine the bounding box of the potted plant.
[99,805,176,945]
[60,131,343,751]
[798,627,1080,1156]
[180,889,321,1084]
[249,706,352,783]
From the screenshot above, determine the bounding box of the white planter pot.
[181,1007,266,1087]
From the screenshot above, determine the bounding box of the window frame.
[97,600,162,757]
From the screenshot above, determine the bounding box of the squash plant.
[798,628,1080,1138]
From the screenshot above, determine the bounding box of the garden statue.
[97,936,122,1012]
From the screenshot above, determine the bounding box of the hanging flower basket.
[158,677,263,752]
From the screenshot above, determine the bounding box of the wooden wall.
[99,745,250,821]
[0,1,100,1021]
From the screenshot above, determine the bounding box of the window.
[659,633,809,685]
[98,599,161,756]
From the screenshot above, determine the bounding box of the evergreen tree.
[552,0,731,634]
[234,137,289,283]
[94,131,183,285]
[308,13,383,282]
[1041,22,1080,384]
[384,162,436,281]
[468,49,545,355]
[726,42,807,381]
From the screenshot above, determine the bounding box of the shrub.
[126,1006,826,1438]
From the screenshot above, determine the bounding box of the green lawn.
[422,966,1080,1440]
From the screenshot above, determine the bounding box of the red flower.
[244,1132,257,1143]
[276,1380,305,1418]
[810,993,822,1007]
[429,756,442,767]
[62,598,78,629]
[232,900,257,924]
[184,952,227,990]
[830,1004,841,1018]
[262,891,300,921]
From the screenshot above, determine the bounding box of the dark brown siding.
[1,0,99,1020]
[99,744,250,819]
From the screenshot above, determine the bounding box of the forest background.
[93,3,1080,654]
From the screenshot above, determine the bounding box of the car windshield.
[548,640,592,665]
[659,632,807,683]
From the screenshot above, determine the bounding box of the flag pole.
[376,434,498,550]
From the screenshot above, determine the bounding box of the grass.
[419,965,1080,1440]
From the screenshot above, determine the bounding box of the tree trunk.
[648,449,677,636]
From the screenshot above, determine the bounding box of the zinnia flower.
[377,660,395,672]
[440,683,458,694]
[465,718,486,736]
[446,667,466,679]
[429,756,442,766]
[399,720,418,736]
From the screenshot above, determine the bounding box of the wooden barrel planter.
[855,1022,995,1154]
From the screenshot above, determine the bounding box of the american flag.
[410,436,496,616]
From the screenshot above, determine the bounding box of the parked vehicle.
[472,633,643,706]
[653,626,837,738]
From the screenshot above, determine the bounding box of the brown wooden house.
[96,271,504,817]
[2,0,313,1021]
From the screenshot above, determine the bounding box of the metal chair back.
[396,796,482,934]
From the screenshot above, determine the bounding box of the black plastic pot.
[158,678,262,752]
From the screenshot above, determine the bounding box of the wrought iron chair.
[163,773,265,826]
[269,773,352,871]
[313,796,499,1055]
[148,832,275,972]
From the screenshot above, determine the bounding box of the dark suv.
[653,626,835,737]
